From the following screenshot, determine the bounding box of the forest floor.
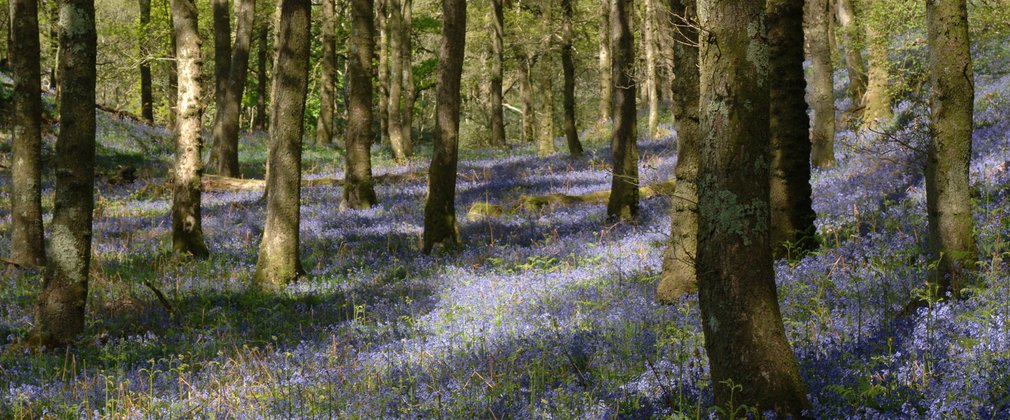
[3,45,1010,418]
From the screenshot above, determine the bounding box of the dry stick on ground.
[143,280,174,314]
[466,180,677,219]
[201,170,428,192]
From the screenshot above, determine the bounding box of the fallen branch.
[467,180,676,219]
[202,170,427,192]
[143,280,174,315]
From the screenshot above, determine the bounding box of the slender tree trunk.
[171,0,210,258]
[386,0,407,160]
[862,0,891,126]
[807,0,835,168]
[254,23,268,130]
[518,51,534,144]
[9,0,46,267]
[768,0,817,259]
[139,0,154,123]
[45,0,57,92]
[606,0,638,221]
[696,0,810,413]
[211,0,255,177]
[644,0,659,139]
[254,0,311,289]
[836,0,865,107]
[31,0,96,347]
[316,0,337,145]
[561,0,583,156]
[167,3,178,130]
[422,0,466,253]
[598,0,612,124]
[536,54,556,156]
[208,0,232,169]
[376,0,389,146]
[657,0,699,302]
[489,0,506,148]
[400,0,414,156]
[344,0,378,208]
[925,0,976,299]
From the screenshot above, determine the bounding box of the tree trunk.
[9,0,46,267]
[422,0,466,253]
[489,0,506,148]
[696,0,810,413]
[769,0,817,258]
[167,4,178,130]
[862,0,891,126]
[139,0,154,123]
[45,0,57,92]
[807,0,835,168]
[208,0,232,170]
[386,0,407,161]
[400,0,414,156]
[518,51,534,144]
[598,0,612,124]
[925,0,976,299]
[836,0,865,107]
[376,0,389,146]
[316,0,336,145]
[254,23,268,130]
[561,0,584,156]
[644,0,659,139]
[344,0,378,209]
[606,0,638,221]
[211,0,255,178]
[171,0,210,258]
[536,54,556,156]
[657,0,699,303]
[31,0,97,347]
[254,0,311,289]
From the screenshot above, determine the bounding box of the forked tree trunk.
[344,0,378,208]
[769,0,817,258]
[695,0,810,413]
[598,0,612,123]
[254,0,311,289]
[657,0,699,303]
[31,0,97,347]
[211,0,255,177]
[139,0,154,123]
[171,0,210,258]
[489,0,506,148]
[561,0,584,156]
[606,0,638,221]
[925,0,976,299]
[316,0,337,145]
[422,0,466,253]
[836,0,866,108]
[9,0,46,267]
[807,0,835,168]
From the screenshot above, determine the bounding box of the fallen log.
[466,179,676,219]
[201,170,428,192]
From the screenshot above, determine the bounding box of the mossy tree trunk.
[9,0,46,268]
[606,0,638,222]
[316,0,336,145]
[657,0,699,303]
[399,0,414,156]
[644,0,659,139]
[925,0,976,299]
[422,0,466,253]
[769,0,817,258]
[489,0,506,148]
[597,0,612,124]
[535,53,556,156]
[518,50,535,144]
[836,0,866,109]
[862,0,891,126]
[138,0,154,123]
[31,0,97,347]
[561,0,584,156]
[254,0,311,289]
[210,0,255,177]
[386,0,408,161]
[171,0,210,258]
[807,0,835,168]
[344,0,378,209]
[376,0,389,147]
[695,0,810,413]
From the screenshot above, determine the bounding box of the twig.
[143,280,174,314]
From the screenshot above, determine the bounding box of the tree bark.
[344,0,378,208]
[9,0,46,267]
[695,0,810,413]
[518,50,535,144]
[31,0,97,347]
[45,0,57,92]
[836,0,866,108]
[489,0,506,148]
[657,0,699,303]
[598,0,612,123]
[606,0,638,221]
[208,0,232,170]
[807,0,835,168]
[138,0,154,123]
[171,0,210,258]
[254,23,268,130]
[167,3,178,130]
[769,0,817,258]
[644,0,659,139]
[561,0,583,156]
[211,0,255,178]
[422,0,466,253]
[316,0,337,145]
[925,0,976,299]
[254,0,311,289]
[862,0,891,126]
[386,0,407,160]
[376,0,389,146]
[400,0,414,156]
[535,53,556,156]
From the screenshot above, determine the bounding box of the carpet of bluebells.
[3,46,1010,418]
